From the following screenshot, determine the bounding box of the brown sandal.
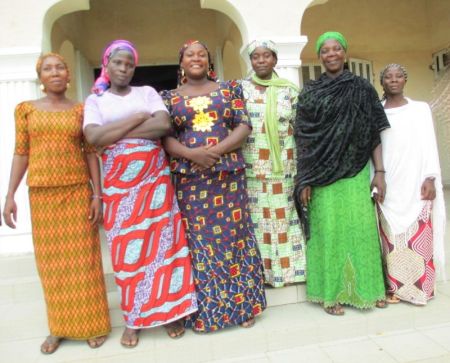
[87,335,107,349]
[40,336,61,354]
[324,304,345,316]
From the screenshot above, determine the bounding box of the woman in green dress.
[294,32,389,315]
[241,40,306,287]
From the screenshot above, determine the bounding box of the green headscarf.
[251,72,299,175]
[315,31,348,54]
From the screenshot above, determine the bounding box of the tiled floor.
[1,189,449,363]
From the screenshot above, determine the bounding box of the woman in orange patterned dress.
[3,53,111,354]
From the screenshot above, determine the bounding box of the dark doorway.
[94,65,179,92]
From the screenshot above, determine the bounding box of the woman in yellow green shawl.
[241,40,306,287]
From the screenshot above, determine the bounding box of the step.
[0,283,450,363]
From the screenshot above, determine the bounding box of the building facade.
[0,0,449,254]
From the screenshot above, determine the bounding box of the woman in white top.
[378,63,446,305]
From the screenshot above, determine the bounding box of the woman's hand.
[300,186,312,207]
[188,145,220,170]
[421,178,436,200]
[89,198,103,225]
[371,172,386,203]
[3,196,18,229]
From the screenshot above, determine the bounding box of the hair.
[35,52,69,78]
[379,63,408,100]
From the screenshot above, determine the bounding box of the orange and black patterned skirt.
[29,183,111,339]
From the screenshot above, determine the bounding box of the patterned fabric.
[306,165,386,308]
[14,102,95,187]
[176,171,266,332]
[162,82,266,332]
[241,79,306,287]
[161,81,250,175]
[378,202,435,305]
[101,140,197,329]
[247,39,278,56]
[29,183,111,339]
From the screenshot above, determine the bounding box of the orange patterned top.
[14,101,96,187]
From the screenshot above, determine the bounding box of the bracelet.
[375,170,386,173]
[91,195,103,200]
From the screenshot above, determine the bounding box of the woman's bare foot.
[324,304,345,316]
[386,294,401,304]
[164,320,185,339]
[375,299,388,308]
[87,335,107,349]
[40,335,61,354]
[120,328,140,348]
[241,317,256,328]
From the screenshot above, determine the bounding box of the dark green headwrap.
[315,31,348,54]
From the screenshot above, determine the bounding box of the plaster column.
[0,48,41,255]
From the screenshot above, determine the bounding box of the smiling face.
[250,46,277,80]
[381,66,407,97]
[38,56,69,94]
[319,39,346,76]
[180,43,210,80]
[106,50,136,88]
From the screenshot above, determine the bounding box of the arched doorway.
[47,0,245,100]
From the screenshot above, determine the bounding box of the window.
[432,48,450,76]
[301,58,374,86]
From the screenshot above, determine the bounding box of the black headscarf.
[294,70,389,238]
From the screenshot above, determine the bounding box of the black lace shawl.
[294,70,389,238]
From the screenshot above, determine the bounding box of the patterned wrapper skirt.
[246,176,306,287]
[29,183,111,339]
[102,141,197,329]
[306,164,386,308]
[175,169,267,332]
[377,201,435,305]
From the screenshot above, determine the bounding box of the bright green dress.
[306,164,386,308]
[241,79,306,287]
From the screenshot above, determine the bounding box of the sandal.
[375,299,388,309]
[40,335,61,354]
[164,321,185,339]
[87,335,107,349]
[241,317,256,328]
[386,294,401,304]
[120,328,140,348]
[324,304,345,316]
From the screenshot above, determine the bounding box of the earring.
[39,84,45,92]
[180,68,187,84]
[66,82,71,89]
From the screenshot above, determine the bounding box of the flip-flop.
[120,328,139,348]
[87,335,107,349]
[40,336,61,354]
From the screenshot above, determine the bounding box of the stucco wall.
[300,0,449,101]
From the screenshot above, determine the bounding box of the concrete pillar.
[0,48,41,254]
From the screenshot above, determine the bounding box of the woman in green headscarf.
[241,40,306,287]
[294,32,389,314]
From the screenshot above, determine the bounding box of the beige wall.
[52,0,237,67]
[428,0,450,51]
[301,0,450,101]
